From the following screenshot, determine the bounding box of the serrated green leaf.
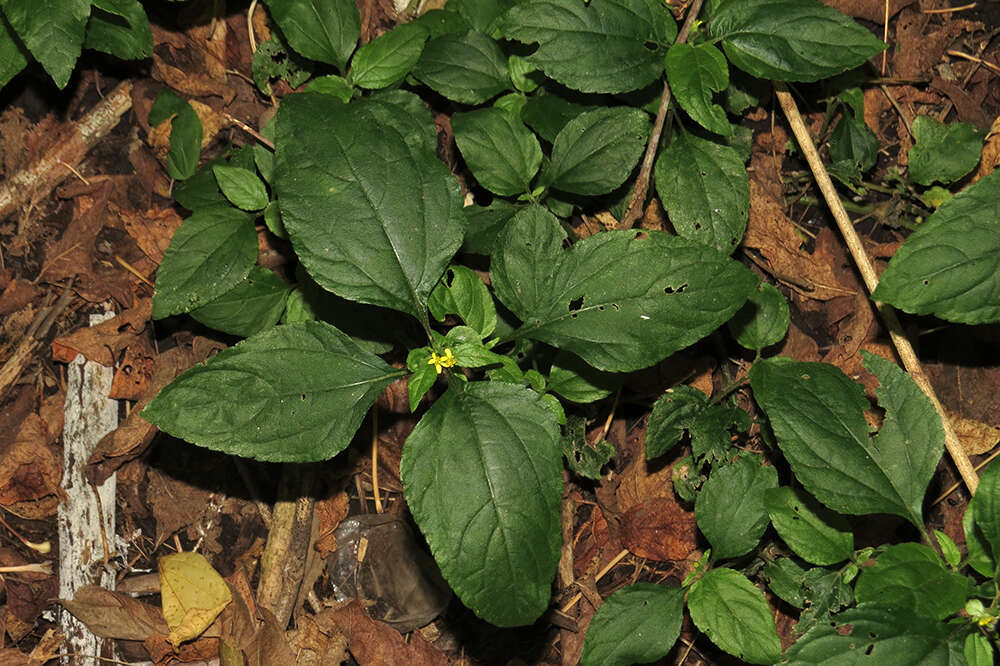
[580,583,683,666]
[710,0,886,82]
[908,115,982,186]
[85,0,153,60]
[562,415,614,479]
[646,385,709,458]
[350,22,428,90]
[785,604,954,665]
[0,15,28,89]
[688,567,781,665]
[491,206,756,372]
[665,42,731,136]
[152,206,257,319]
[462,200,522,255]
[728,282,789,350]
[143,322,404,462]
[655,130,749,253]
[974,460,1000,568]
[872,170,1000,324]
[0,0,88,88]
[253,27,313,93]
[547,350,621,404]
[427,265,498,338]
[446,0,512,35]
[264,0,360,70]
[965,633,994,666]
[413,30,510,104]
[188,266,291,337]
[452,108,542,196]
[401,381,562,626]
[750,354,944,529]
[521,92,599,143]
[855,543,969,621]
[541,107,649,196]
[273,93,464,320]
[695,456,777,560]
[500,0,676,94]
[766,486,853,566]
[412,8,471,38]
[304,73,352,101]
[934,529,961,569]
[764,558,852,633]
[213,165,269,211]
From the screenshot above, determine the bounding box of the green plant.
[134,0,1000,661]
[0,0,155,89]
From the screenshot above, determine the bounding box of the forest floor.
[0,0,999,664]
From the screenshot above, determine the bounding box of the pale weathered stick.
[774,83,979,495]
[0,80,134,221]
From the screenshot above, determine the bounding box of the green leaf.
[854,543,970,621]
[401,381,562,626]
[829,116,878,174]
[965,633,994,666]
[500,0,676,94]
[934,530,961,569]
[273,93,465,320]
[143,322,404,462]
[212,165,269,211]
[974,459,1000,567]
[427,265,498,338]
[412,8,471,38]
[542,107,650,196]
[152,206,257,319]
[149,89,202,181]
[665,42,731,136]
[654,130,749,253]
[254,27,314,93]
[547,350,621,404]
[462,200,522,255]
[688,567,782,665]
[562,415,614,479]
[304,74,353,101]
[491,206,757,372]
[872,171,1000,324]
[695,456,777,560]
[764,558,853,632]
[727,282,790,350]
[645,385,709,458]
[580,583,683,666]
[452,108,542,196]
[253,145,275,185]
[188,266,291,338]
[413,30,510,104]
[406,347,439,411]
[85,0,153,60]
[749,354,944,529]
[445,0,512,35]
[521,92,599,143]
[785,604,954,665]
[908,115,982,186]
[350,22,428,90]
[0,0,88,88]
[964,496,995,577]
[264,0,360,70]
[0,14,28,89]
[766,486,853,566]
[709,0,886,82]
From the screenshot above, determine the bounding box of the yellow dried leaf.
[159,551,232,648]
[946,410,1000,456]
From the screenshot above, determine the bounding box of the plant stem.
[620,0,705,228]
[774,82,978,495]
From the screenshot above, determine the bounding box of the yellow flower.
[427,348,457,374]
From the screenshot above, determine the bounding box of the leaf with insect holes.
[491,205,756,372]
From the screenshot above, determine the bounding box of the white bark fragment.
[59,310,118,666]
